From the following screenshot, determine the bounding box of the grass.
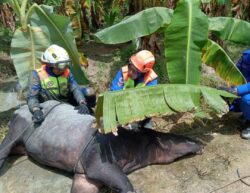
[0,126,8,143]
[0,109,15,143]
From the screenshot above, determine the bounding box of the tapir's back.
[9,100,96,172]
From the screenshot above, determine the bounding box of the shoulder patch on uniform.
[47,81,54,87]
[118,77,124,87]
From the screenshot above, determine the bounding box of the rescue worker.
[27,44,94,124]
[221,50,250,139]
[110,50,158,130]
[110,50,158,91]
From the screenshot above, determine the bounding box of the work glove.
[75,103,90,115]
[32,110,44,124]
[218,86,238,95]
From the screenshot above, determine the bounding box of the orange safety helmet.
[130,50,155,73]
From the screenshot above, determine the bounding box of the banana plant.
[94,3,249,86]
[4,0,88,91]
[96,84,237,133]
[94,0,248,133]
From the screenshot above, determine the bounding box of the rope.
[209,169,250,193]
[23,102,63,144]
[73,128,98,173]
[237,169,250,187]
[1,88,95,168]
[0,102,63,157]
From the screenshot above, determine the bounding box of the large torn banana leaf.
[96,84,237,134]
[165,0,208,84]
[94,7,173,44]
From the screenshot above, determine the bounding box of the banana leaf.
[10,4,88,90]
[209,17,250,45]
[165,0,208,85]
[10,26,50,89]
[29,4,88,85]
[201,0,211,3]
[96,84,237,134]
[94,7,173,44]
[202,39,246,86]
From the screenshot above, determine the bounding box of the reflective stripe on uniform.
[36,65,70,97]
[121,65,157,86]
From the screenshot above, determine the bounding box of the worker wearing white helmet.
[27,44,94,123]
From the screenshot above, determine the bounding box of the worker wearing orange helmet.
[110,50,158,91]
[110,50,158,130]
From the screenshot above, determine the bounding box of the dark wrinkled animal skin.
[0,101,203,193]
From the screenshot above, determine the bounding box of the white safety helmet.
[41,44,72,70]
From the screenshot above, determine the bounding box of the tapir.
[0,100,203,193]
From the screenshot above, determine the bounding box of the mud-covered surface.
[1,113,250,193]
[1,42,250,193]
[129,113,250,193]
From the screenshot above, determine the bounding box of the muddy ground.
[1,42,250,193]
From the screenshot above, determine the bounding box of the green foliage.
[103,7,119,27]
[120,43,137,62]
[43,0,62,7]
[102,0,130,27]
[97,84,237,133]
[123,78,135,89]
[29,5,88,84]
[0,108,15,143]
[94,7,173,44]
[94,0,249,133]
[0,125,8,143]
[94,3,247,86]
[0,25,13,53]
[6,0,88,91]
[202,40,246,85]
[201,0,211,3]
[209,17,250,45]
[165,0,208,84]
[11,26,50,89]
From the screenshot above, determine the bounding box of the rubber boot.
[241,120,250,139]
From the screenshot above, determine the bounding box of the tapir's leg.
[0,111,31,169]
[0,132,19,168]
[71,174,101,193]
[83,155,134,193]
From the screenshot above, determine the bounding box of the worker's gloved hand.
[218,86,237,95]
[75,103,90,115]
[32,110,44,124]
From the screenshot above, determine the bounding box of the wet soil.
[129,113,250,193]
